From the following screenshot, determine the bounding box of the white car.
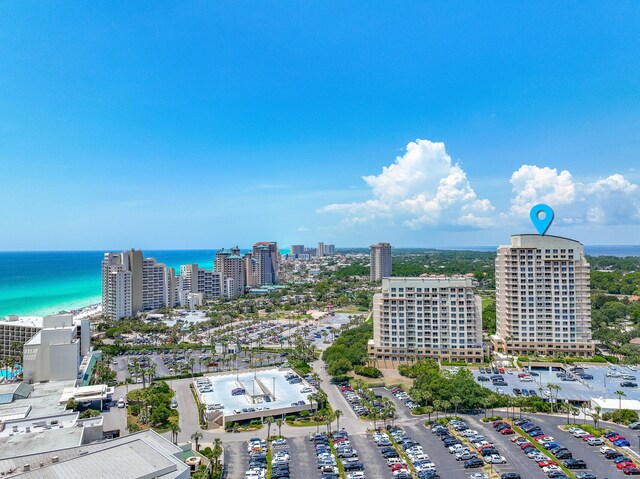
[449,444,466,454]
[572,430,589,438]
[542,465,561,474]
[468,474,489,479]
[347,473,365,479]
[117,397,125,408]
[462,429,478,437]
[272,438,287,447]
[600,446,615,454]
[484,455,506,464]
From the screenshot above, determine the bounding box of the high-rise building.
[492,234,594,357]
[370,242,392,281]
[317,242,325,257]
[290,244,305,257]
[368,276,484,367]
[180,264,223,299]
[324,244,335,255]
[253,242,279,285]
[0,315,42,361]
[103,250,175,320]
[244,252,258,287]
[215,249,246,297]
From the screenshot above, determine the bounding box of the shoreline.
[1,301,102,320]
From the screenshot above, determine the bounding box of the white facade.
[492,234,594,357]
[0,316,42,361]
[215,251,246,297]
[22,314,90,383]
[370,242,392,281]
[369,276,484,366]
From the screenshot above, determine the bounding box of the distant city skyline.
[1,3,639,250]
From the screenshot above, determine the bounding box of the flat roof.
[0,430,189,478]
[0,316,43,329]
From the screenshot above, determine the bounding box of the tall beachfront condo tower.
[369,242,392,281]
[102,249,175,320]
[252,242,279,285]
[290,244,305,258]
[492,234,594,357]
[368,276,484,367]
[215,249,246,298]
[317,242,325,257]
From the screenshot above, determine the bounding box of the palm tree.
[615,389,626,410]
[191,431,203,451]
[441,400,451,418]
[212,438,223,473]
[335,409,343,431]
[307,394,315,412]
[451,396,462,417]
[170,422,181,444]
[276,418,283,437]
[425,406,434,424]
[592,405,602,429]
[265,416,274,439]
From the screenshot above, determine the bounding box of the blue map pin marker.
[530,204,554,235]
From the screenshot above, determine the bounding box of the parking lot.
[473,364,640,402]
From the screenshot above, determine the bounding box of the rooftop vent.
[52,457,59,463]
[22,465,29,472]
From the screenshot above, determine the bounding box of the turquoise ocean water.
[0,246,638,318]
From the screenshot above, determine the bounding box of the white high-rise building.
[103,250,175,320]
[317,242,325,257]
[369,276,484,366]
[370,242,392,281]
[492,234,594,357]
[179,264,223,299]
[215,250,246,297]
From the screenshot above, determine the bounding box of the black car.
[621,381,638,387]
[382,451,399,458]
[575,473,597,479]
[418,472,440,479]
[479,448,499,457]
[464,458,484,468]
[563,459,587,469]
[555,450,573,460]
[605,450,623,459]
[342,462,364,471]
[547,472,569,479]
[443,439,461,447]
[501,474,521,479]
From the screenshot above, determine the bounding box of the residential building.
[215,249,246,297]
[180,264,223,299]
[22,314,90,383]
[317,242,325,257]
[492,234,594,357]
[253,242,279,285]
[370,242,392,281]
[369,276,484,367]
[102,249,174,320]
[244,252,258,287]
[0,316,42,362]
[324,244,336,255]
[290,244,305,257]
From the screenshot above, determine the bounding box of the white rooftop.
[0,316,43,329]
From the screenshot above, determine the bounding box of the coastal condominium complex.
[253,242,279,285]
[323,244,335,255]
[102,250,176,320]
[317,242,325,257]
[215,249,246,298]
[492,234,594,357]
[368,276,484,366]
[179,264,223,299]
[370,242,392,281]
[0,315,42,361]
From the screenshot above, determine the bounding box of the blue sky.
[1,2,639,250]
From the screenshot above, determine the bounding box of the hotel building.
[215,249,246,298]
[368,276,484,366]
[0,316,42,361]
[253,242,279,285]
[492,234,594,357]
[370,242,392,281]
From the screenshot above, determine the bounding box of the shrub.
[605,408,639,425]
[354,365,382,378]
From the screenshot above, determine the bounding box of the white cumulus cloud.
[508,166,640,225]
[318,139,494,229]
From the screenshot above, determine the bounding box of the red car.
[538,460,557,468]
[493,420,507,427]
[391,464,408,471]
[501,428,515,435]
[610,435,626,442]
[624,467,640,475]
[520,442,533,450]
[391,387,403,393]
[511,436,525,443]
[619,462,636,470]
[582,434,595,441]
